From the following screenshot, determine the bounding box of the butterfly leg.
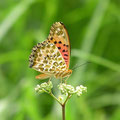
[48,77,53,83]
[64,76,70,83]
[60,78,63,83]
[49,77,52,81]
[35,74,51,80]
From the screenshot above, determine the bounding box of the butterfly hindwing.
[29,39,67,74]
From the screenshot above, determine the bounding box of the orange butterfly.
[29,22,72,80]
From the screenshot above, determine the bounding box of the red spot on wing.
[55,43,69,67]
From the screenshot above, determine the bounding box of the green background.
[0,0,120,120]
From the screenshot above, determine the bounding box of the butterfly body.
[29,22,72,80]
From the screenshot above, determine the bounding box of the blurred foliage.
[0,0,120,120]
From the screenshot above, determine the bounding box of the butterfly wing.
[29,39,67,75]
[48,22,71,69]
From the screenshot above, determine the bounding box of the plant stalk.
[62,104,65,120]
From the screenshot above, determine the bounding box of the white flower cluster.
[58,83,87,97]
[76,85,87,96]
[35,81,53,94]
[35,81,87,97]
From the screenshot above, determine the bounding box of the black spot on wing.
[54,41,57,44]
[50,37,53,40]
[58,47,61,49]
[64,54,68,56]
[58,41,62,44]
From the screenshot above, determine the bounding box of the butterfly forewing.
[48,22,70,68]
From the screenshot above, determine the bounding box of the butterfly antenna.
[72,62,91,70]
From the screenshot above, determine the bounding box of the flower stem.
[62,104,65,120]
[49,92,62,105]
[64,94,71,105]
[61,94,71,120]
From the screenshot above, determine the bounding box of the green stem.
[48,91,71,120]
[49,92,66,120]
[61,94,71,120]
[64,94,71,105]
[49,92,62,105]
[62,104,65,120]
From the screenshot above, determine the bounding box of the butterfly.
[29,22,72,80]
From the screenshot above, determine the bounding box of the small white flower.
[37,84,40,88]
[34,85,40,92]
[58,83,67,95]
[41,82,47,88]
[58,95,63,102]
[66,85,75,94]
